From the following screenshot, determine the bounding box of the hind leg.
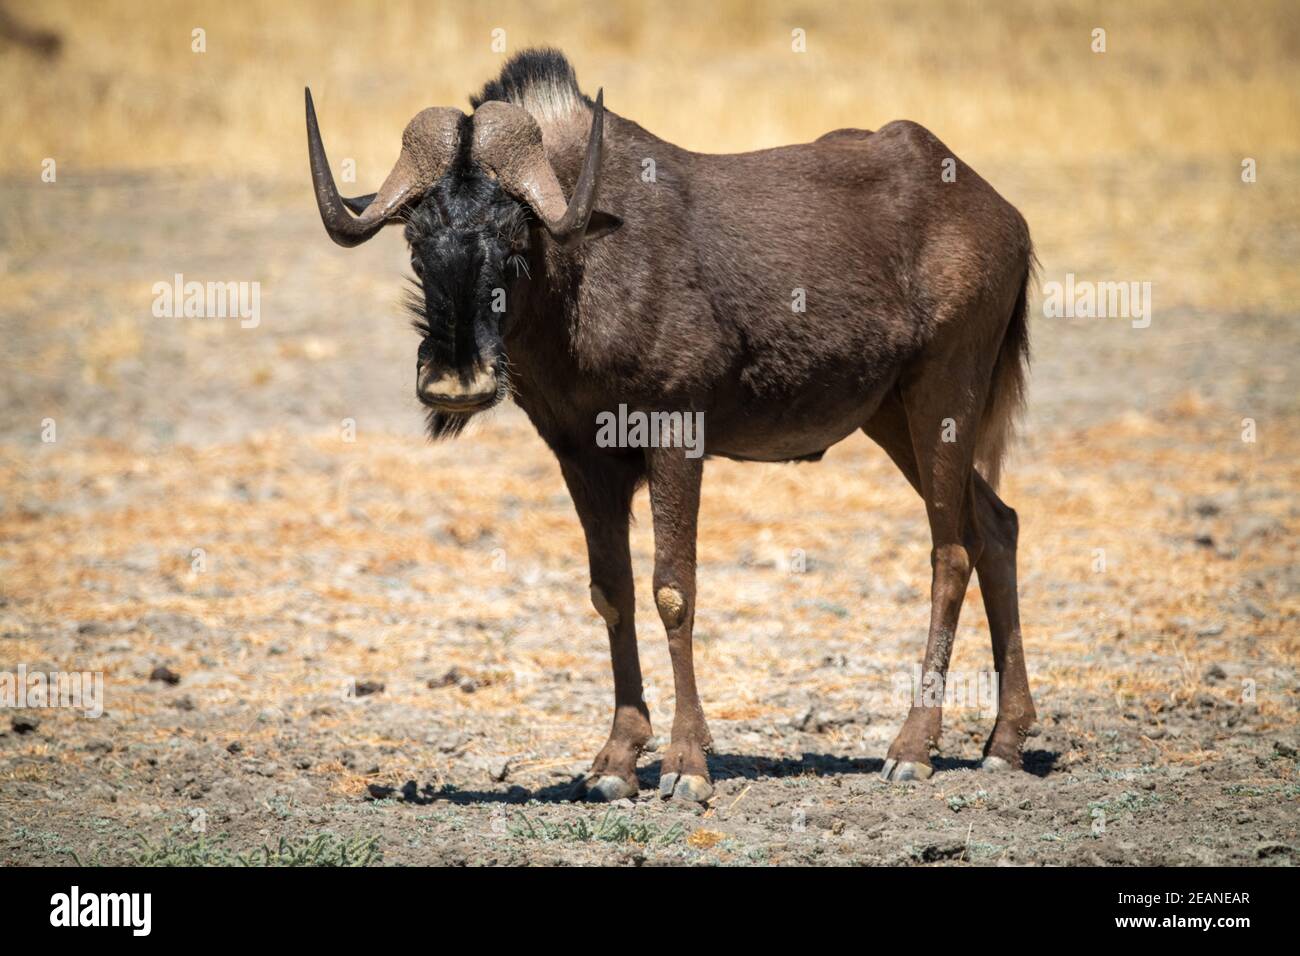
[972,474,1036,769]
[866,392,1034,778]
[869,364,986,781]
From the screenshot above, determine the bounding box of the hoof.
[575,774,638,802]
[880,758,934,782]
[980,754,1013,773]
[659,772,713,803]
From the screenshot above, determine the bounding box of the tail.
[975,252,1034,490]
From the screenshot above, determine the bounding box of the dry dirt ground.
[0,172,1297,866]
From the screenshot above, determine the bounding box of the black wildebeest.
[306,49,1035,802]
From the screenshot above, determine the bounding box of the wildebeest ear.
[584,210,623,241]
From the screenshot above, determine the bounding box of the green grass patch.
[1223,783,1300,798]
[946,789,989,812]
[509,808,686,846]
[1088,790,1164,816]
[130,832,382,867]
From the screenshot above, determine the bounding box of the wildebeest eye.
[410,256,425,278]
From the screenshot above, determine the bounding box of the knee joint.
[655,585,686,630]
[931,544,973,579]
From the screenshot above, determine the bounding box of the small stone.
[1189,497,1223,518]
[149,666,181,685]
[353,680,384,697]
[434,733,469,754]
[88,783,118,803]
[172,694,196,712]
[1273,740,1297,759]
[226,740,243,754]
[12,715,40,734]
[85,739,113,754]
[429,667,478,694]
[1256,843,1293,860]
[1203,663,1227,683]
[1240,601,1267,621]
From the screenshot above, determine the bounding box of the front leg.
[558,453,652,802]
[646,448,713,803]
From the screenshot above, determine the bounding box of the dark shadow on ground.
[364,748,1059,806]
[1021,749,1059,777]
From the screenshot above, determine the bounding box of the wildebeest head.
[305,88,620,438]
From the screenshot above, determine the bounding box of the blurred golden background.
[3,0,1299,312]
[7,0,1300,165]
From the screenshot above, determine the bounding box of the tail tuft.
[975,257,1034,489]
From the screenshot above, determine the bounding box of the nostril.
[417,365,498,408]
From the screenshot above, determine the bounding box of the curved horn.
[472,88,608,246]
[306,88,464,248]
